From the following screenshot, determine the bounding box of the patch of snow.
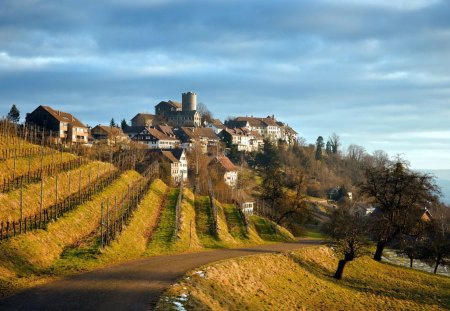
[194,270,206,278]
[383,249,450,277]
[172,301,186,311]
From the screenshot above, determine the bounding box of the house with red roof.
[25,105,88,143]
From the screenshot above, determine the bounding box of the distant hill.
[419,169,450,204]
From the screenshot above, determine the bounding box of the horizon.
[1,0,449,169]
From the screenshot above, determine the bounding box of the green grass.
[145,188,179,254]
[250,215,295,242]
[302,229,325,239]
[50,179,169,271]
[222,204,248,240]
[158,246,450,311]
[102,179,169,261]
[195,196,222,248]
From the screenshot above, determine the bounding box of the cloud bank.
[0,0,449,169]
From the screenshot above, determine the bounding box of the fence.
[99,161,159,247]
[0,170,120,241]
[236,203,250,234]
[1,157,89,193]
[207,177,219,235]
[174,181,184,240]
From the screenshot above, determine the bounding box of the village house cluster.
[24,92,298,213]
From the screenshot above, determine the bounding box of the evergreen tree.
[315,136,324,160]
[110,118,116,127]
[7,104,20,123]
[326,140,332,154]
[255,139,284,210]
[120,118,128,129]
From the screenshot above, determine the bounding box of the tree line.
[238,136,448,280]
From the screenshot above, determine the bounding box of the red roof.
[216,156,237,172]
[41,105,86,128]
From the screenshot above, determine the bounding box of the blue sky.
[1,0,449,169]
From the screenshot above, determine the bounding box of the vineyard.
[0,119,294,298]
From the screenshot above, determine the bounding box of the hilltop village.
[23,91,298,212]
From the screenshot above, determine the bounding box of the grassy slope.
[101,179,169,261]
[0,161,113,220]
[50,179,170,272]
[249,215,295,242]
[145,188,180,254]
[194,196,237,248]
[173,188,203,252]
[221,203,263,244]
[222,204,247,240]
[158,246,450,311]
[0,152,77,181]
[0,170,143,273]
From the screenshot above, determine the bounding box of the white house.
[209,156,238,187]
[133,127,180,149]
[219,127,263,152]
[234,190,255,215]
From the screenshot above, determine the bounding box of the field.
[158,246,450,310]
[0,129,297,300]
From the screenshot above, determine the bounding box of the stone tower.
[182,91,197,111]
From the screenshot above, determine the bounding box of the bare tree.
[360,159,440,261]
[329,133,340,154]
[346,144,366,162]
[197,102,213,125]
[422,205,450,273]
[323,202,367,279]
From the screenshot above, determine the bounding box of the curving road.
[0,239,321,311]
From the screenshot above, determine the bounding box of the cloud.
[0,0,449,168]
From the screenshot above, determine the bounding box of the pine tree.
[121,118,128,129]
[326,141,332,154]
[315,136,324,160]
[110,118,116,127]
[7,104,20,123]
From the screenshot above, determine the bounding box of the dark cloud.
[0,0,449,168]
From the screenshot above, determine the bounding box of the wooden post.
[78,169,81,195]
[68,172,71,207]
[106,198,110,245]
[114,196,117,238]
[12,150,16,181]
[40,176,43,228]
[100,202,104,248]
[20,181,23,233]
[55,175,58,204]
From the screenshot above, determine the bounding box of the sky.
[0,0,449,169]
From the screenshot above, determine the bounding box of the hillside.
[0,134,296,299]
[158,246,450,310]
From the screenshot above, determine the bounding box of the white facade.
[146,139,179,149]
[169,149,188,183]
[224,170,238,187]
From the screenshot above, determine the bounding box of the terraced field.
[0,133,296,300]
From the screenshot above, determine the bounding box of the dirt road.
[0,239,320,311]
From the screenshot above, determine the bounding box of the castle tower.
[182,91,197,111]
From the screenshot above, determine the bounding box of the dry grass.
[159,246,450,311]
[0,152,77,181]
[101,179,169,261]
[173,188,203,252]
[0,170,143,273]
[0,161,114,220]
